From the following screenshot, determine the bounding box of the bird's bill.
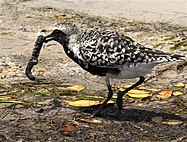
[44,33,54,43]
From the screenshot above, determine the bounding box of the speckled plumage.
[28,22,184,116]
[64,26,183,79]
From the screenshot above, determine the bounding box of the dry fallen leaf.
[127,93,152,98]
[157,90,173,99]
[112,94,117,99]
[59,124,77,134]
[174,82,185,87]
[123,84,133,88]
[65,100,100,107]
[65,100,114,107]
[84,95,104,99]
[161,120,183,125]
[128,89,150,94]
[126,89,151,98]
[119,87,125,92]
[173,91,183,96]
[138,86,159,92]
[117,84,134,91]
[66,85,85,91]
[76,118,102,124]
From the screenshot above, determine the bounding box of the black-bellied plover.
[26,22,185,117]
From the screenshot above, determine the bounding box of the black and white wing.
[79,29,182,68]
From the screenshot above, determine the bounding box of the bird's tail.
[170,54,186,61]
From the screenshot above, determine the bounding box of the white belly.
[106,62,160,79]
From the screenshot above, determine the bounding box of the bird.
[26,22,185,117]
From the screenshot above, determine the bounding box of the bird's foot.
[90,108,102,118]
[79,111,101,119]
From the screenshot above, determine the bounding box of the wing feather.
[79,29,181,68]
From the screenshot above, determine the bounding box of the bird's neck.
[61,38,79,63]
[57,36,69,48]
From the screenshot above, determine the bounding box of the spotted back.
[78,29,181,68]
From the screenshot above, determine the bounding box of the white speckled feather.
[54,22,184,78]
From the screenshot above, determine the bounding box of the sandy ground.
[0,0,186,104]
[27,0,187,26]
[0,0,187,141]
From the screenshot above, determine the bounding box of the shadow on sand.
[80,104,187,122]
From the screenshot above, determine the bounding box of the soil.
[0,0,187,142]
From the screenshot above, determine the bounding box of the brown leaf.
[157,90,173,99]
[59,124,77,134]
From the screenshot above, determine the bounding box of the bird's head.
[45,29,68,45]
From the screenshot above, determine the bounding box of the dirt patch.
[0,82,187,142]
[0,0,187,142]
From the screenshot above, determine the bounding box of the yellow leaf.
[173,91,183,96]
[127,93,152,98]
[119,87,125,92]
[174,82,185,87]
[147,88,159,92]
[126,89,151,98]
[161,120,183,125]
[85,95,104,99]
[107,100,115,104]
[65,100,114,107]
[127,89,150,94]
[157,90,173,99]
[123,84,133,88]
[138,86,159,92]
[117,84,135,91]
[77,118,102,124]
[66,85,85,91]
[87,119,102,123]
[67,100,100,107]
[112,94,117,99]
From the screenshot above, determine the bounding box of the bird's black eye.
[53,29,60,34]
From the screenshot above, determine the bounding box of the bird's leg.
[116,76,145,113]
[91,76,113,117]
